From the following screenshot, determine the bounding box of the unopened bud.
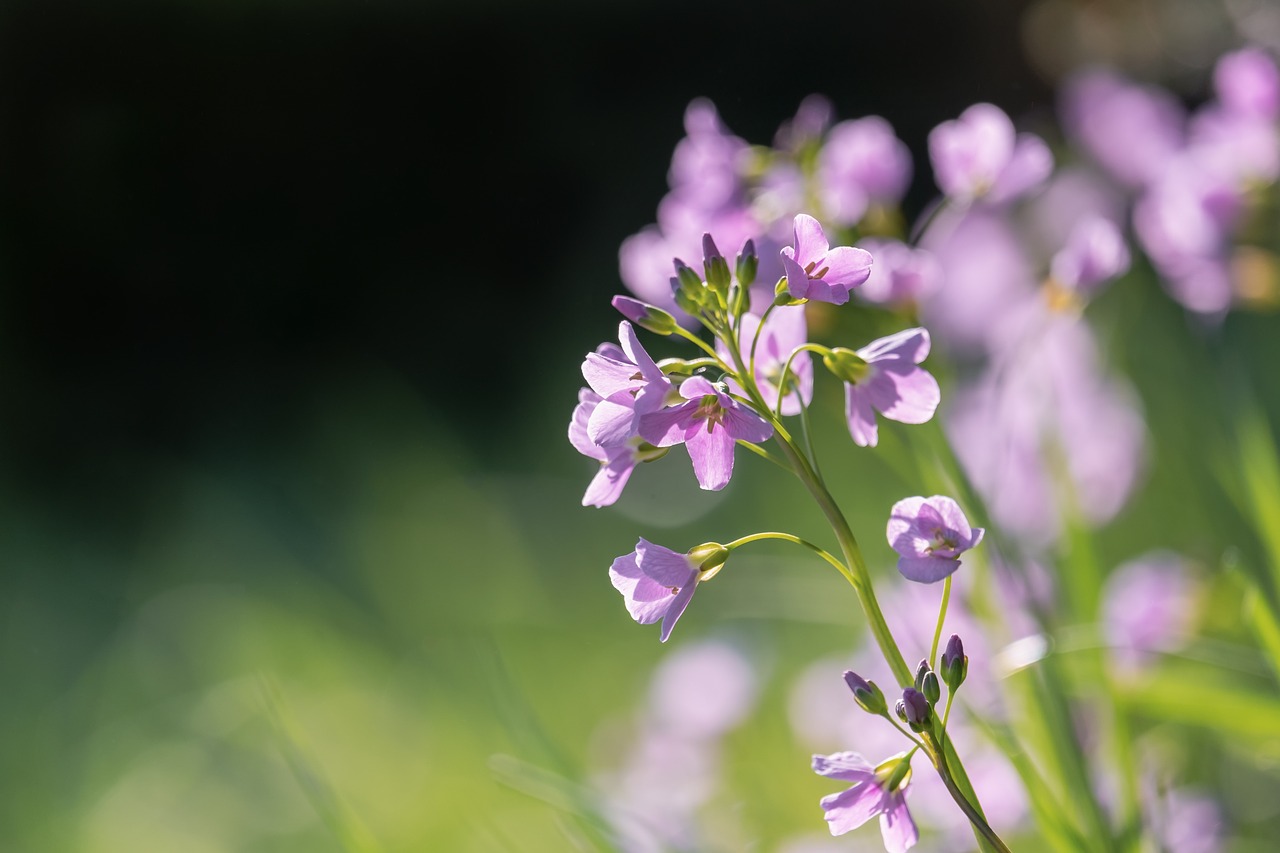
[735,239,758,288]
[922,671,940,705]
[673,258,705,294]
[843,670,887,716]
[899,687,933,732]
[913,659,930,691]
[941,634,969,692]
[612,296,677,335]
[702,234,731,295]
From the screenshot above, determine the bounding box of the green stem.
[724,531,854,584]
[930,575,953,668]
[924,732,1014,853]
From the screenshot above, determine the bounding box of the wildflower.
[581,321,674,447]
[822,328,939,448]
[609,539,728,642]
[1049,214,1131,295]
[812,751,918,852]
[569,388,665,507]
[639,375,773,491]
[855,238,941,308]
[817,116,913,226]
[1101,551,1198,669]
[779,214,873,304]
[887,495,984,583]
[716,305,812,415]
[927,102,1052,204]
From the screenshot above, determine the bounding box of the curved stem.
[747,301,777,379]
[723,531,854,584]
[735,440,791,473]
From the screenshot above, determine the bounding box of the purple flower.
[639,375,774,491]
[855,239,941,308]
[826,328,940,448]
[887,496,984,583]
[817,116,913,226]
[716,305,812,416]
[1101,551,1198,669]
[580,321,675,447]
[1059,69,1185,189]
[609,538,704,642]
[780,214,874,304]
[927,102,1052,204]
[812,752,918,852]
[1050,214,1131,295]
[569,387,649,507]
[1214,46,1279,121]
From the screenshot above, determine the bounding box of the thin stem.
[930,575,953,668]
[924,732,1014,853]
[735,440,791,473]
[748,301,778,378]
[723,531,854,584]
[672,325,728,366]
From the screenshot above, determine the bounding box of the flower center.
[926,527,960,557]
[692,395,726,433]
[803,260,830,279]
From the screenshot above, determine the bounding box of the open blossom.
[609,539,725,642]
[580,321,674,447]
[569,388,663,508]
[927,102,1052,204]
[855,239,941,307]
[887,496,984,583]
[1101,551,1198,669]
[780,214,873,304]
[816,116,913,226]
[825,328,940,448]
[717,306,812,415]
[812,752,918,852]
[639,375,773,491]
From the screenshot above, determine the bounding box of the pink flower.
[825,328,940,448]
[887,495,984,583]
[928,103,1052,204]
[780,214,873,304]
[609,539,703,643]
[639,375,773,491]
[812,751,918,852]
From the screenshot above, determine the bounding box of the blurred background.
[3,0,1280,850]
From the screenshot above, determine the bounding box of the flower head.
[580,321,675,447]
[823,328,940,448]
[1050,214,1131,295]
[609,538,727,642]
[812,751,918,853]
[887,496,984,583]
[780,214,873,304]
[569,388,667,507]
[928,102,1052,204]
[639,375,773,491]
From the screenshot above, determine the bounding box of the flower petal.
[721,402,775,444]
[928,496,974,543]
[879,793,919,853]
[857,327,931,365]
[865,366,940,425]
[844,384,880,447]
[569,389,607,461]
[812,751,876,782]
[781,253,810,300]
[609,549,683,624]
[685,419,736,490]
[897,555,962,583]
[635,538,697,587]
[791,213,831,267]
[819,245,874,287]
[658,581,698,642]
[639,401,696,447]
[887,496,929,556]
[587,393,639,447]
[819,782,888,836]
[582,450,636,508]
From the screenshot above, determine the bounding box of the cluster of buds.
[844,634,969,737]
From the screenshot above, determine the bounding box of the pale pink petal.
[587,393,639,447]
[879,794,919,853]
[818,246,874,286]
[791,213,831,267]
[686,420,736,490]
[857,327,931,365]
[819,783,887,835]
[582,452,636,508]
[844,385,880,447]
[812,751,876,782]
[897,555,962,583]
[867,366,940,425]
[659,582,698,642]
[636,538,698,587]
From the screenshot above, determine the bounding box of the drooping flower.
[569,388,664,507]
[639,375,774,491]
[823,328,940,448]
[887,495,984,583]
[780,214,874,304]
[580,321,675,447]
[609,539,727,642]
[812,751,918,853]
[716,305,812,416]
[927,102,1052,204]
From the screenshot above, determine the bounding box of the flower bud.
[702,234,732,296]
[673,258,705,295]
[735,239,758,288]
[913,659,930,691]
[941,634,969,692]
[899,687,933,732]
[921,671,941,705]
[773,276,804,306]
[686,542,730,580]
[843,670,888,717]
[612,296,678,335]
